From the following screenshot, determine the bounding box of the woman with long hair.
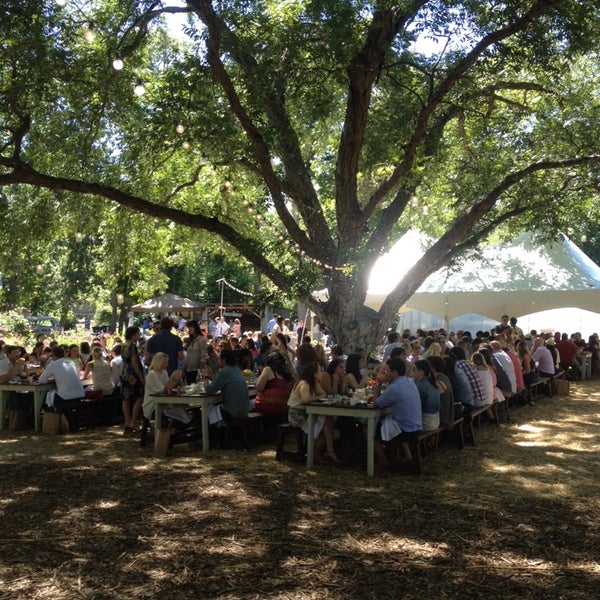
[319,358,346,396]
[470,352,494,407]
[287,361,339,463]
[121,326,145,434]
[183,320,207,384]
[253,351,294,416]
[516,341,538,387]
[344,353,367,391]
[413,359,441,431]
[426,355,454,430]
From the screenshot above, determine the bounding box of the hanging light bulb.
[581,234,587,243]
[83,23,95,42]
[36,264,44,274]
[181,141,190,150]
[133,81,145,96]
[112,57,124,71]
[175,124,185,134]
[75,232,83,243]
[55,0,67,6]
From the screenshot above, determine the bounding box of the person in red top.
[253,351,294,417]
[556,333,581,371]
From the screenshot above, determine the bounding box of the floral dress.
[121,343,144,400]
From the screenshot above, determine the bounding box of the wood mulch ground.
[1,381,599,599]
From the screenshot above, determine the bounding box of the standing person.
[183,320,207,384]
[145,316,184,375]
[110,343,124,393]
[121,326,145,435]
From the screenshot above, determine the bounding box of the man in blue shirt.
[144,316,184,375]
[373,358,422,466]
[204,349,250,419]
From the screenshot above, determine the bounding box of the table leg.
[306,413,315,468]
[0,391,8,430]
[154,402,164,446]
[33,390,45,433]
[201,401,210,452]
[366,415,376,477]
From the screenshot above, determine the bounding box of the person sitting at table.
[203,349,251,420]
[38,346,85,412]
[319,358,346,396]
[531,336,556,378]
[517,342,539,387]
[67,344,85,372]
[426,355,454,430]
[373,358,422,467]
[344,353,368,391]
[141,352,185,425]
[294,340,319,379]
[287,361,339,464]
[0,345,28,383]
[413,359,441,431]
[28,341,45,366]
[470,352,495,408]
[0,345,33,427]
[79,341,91,366]
[82,346,115,396]
[253,351,294,417]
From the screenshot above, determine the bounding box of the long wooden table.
[305,401,390,477]
[0,381,56,433]
[151,392,223,452]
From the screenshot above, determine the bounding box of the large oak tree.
[1,0,600,349]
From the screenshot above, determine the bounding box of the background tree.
[1,0,600,350]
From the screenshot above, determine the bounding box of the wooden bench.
[223,411,265,450]
[275,422,306,462]
[387,429,444,475]
[438,416,465,450]
[55,392,124,431]
[526,377,552,404]
[464,402,500,445]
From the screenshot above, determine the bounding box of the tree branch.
[188,0,335,261]
[363,0,565,224]
[376,154,600,318]
[0,157,294,292]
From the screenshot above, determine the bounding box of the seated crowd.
[1,314,598,468]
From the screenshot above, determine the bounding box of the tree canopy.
[1,0,600,349]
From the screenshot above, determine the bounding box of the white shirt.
[142,369,168,420]
[493,350,517,393]
[39,358,85,400]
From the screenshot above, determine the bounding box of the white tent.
[130,293,202,313]
[366,231,600,324]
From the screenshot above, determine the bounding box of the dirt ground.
[1,380,599,599]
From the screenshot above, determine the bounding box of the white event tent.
[366,230,600,335]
